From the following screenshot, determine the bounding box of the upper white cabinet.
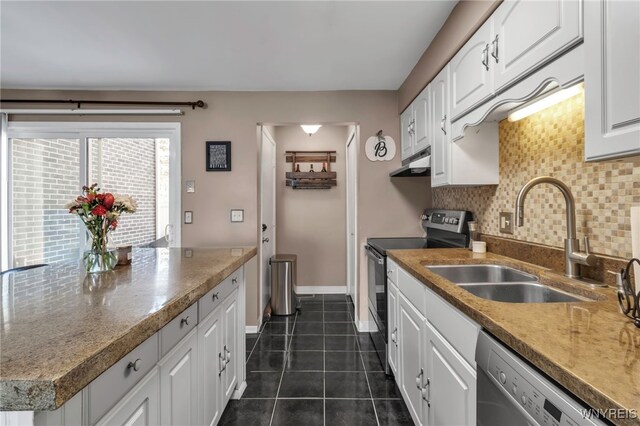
[400,107,414,160]
[585,0,640,160]
[400,85,431,161]
[430,66,450,188]
[450,19,495,121]
[493,0,583,90]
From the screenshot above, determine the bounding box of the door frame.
[257,125,276,327]
[345,125,359,315]
[1,121,181,269]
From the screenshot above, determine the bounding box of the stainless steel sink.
[427,264,538,283]
[458,282,585,303]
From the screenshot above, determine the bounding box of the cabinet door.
[430,66,450,188]
[199,307,223,426]
[388,282,399,377]
[424,322,476,426]
[493,0,582,90]
[585,0,640,160]
[398,294,426,426]
[450,19,494,120]
[400,106,415,160]
[95,368,160,426]
[414,86,430,153]
[222,289,239,405]
[159,330,198,426]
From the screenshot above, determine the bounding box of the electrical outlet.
[500,212,513,234]
[231,209,244,223]
[184,211,193,224]
[185,180,195,193]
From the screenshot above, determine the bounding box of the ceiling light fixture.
[508,83,583,122]
[300,124,322,136]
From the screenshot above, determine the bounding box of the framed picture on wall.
[206,141,231,171]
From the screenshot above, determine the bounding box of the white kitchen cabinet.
[413,86,430,154]
[199,305,223,426]
[159,329,198,426]
[424,321,476,426]
[398,293,426,426]
[95,367,160,426]
[400,107,415,160]
[493,0,582,90]
[450,19,495,121]
[221,289,239,405]
[430,65,450,188]
[585,0,640,160]
[388,281,399,376]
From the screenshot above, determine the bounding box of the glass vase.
[83,233,117,274]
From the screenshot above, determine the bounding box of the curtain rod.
[0,99,206,110]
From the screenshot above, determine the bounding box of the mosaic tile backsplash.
[433,91,640,260]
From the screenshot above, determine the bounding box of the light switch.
[186,180,195,193]
[231,209,244,223]
[184,211,193,224]
[499,212,513,234]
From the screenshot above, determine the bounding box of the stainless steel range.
[365,209,473,375]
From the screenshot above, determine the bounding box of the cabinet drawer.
[387,258,399,285]
[198,266,243,323]
[425,286,479,367]
[160,302,198,358]
[398,267,426,317]
[88,333,159,425]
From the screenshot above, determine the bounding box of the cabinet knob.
[181,316,190,326]
[232,278,238,285]
[127,358,141,372]
[213,292,220,301]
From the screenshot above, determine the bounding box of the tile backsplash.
[433,91,640,260]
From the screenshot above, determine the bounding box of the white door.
[259,127,276,317]
[493,0,582,91]
[222,289,239,405]
[430,66,451,188]
[198,307,222,426]
[95,368,160,426]
[414,86,430,153]
[424,322,476,426]
[346,127,358,305]
[450,19,495,120]
[159,330,198,426]
[388,282,399,376]
[400,107,415,160]
[399,294,426,426]
[585,0,640,160]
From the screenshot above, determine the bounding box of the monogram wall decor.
[365,130,396,162]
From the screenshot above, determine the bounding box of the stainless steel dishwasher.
[476,331,605,426]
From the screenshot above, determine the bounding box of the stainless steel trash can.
[270,254,298,316]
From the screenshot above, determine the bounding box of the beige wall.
[274,125,347,288]
[398,0,501,112]
[2,89,432,325]
[433,91,640,260]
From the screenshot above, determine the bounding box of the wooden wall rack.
[285,150,337,189]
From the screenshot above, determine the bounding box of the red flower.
[91,205,107,216]
[103,193,115,209]
[87,193,96,202]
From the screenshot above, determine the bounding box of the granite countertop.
[0,247,257,411]
[387,248,640,426]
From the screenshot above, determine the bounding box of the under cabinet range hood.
[389,147,431,177]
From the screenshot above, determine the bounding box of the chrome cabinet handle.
[440,115,447,135]
[491,35,499,63]
[415,368,424,390]
[219,352,226,375]
[212,292,220,301]
[127,358,141,372]
[225,346,231,364]
[481,44,489,71]
[232,278,238,285]
[387,270,392,276]
[180,316,190,326]
[391,328,397,344]
[422,377,431,406]
[262,237,270,244]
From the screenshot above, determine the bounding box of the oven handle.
[365,245,385,265]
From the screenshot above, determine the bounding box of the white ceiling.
[0,1,456,91]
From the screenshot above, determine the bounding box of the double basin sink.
[427,264,586,303]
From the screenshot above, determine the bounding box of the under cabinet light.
[301,124,322,135]
[508,83,583,122]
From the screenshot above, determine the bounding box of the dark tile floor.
[219,294,413,426]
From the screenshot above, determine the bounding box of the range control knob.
[499,371,507,384]
[512,385,518,395]
[521,394,528,405]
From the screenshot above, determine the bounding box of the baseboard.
[295,285,347,294]
[354,314,378,332]
[246,325,259,334]
[231,381,247,400]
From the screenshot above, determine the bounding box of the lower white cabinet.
[387,281,399,376]
[398,293,427,426]
[222,290,239,405]
[199,304,224,426]
[159,329,198,426]
[424,321,476,426]
[95,367,160,426]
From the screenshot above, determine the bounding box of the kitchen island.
[0,246,256,424]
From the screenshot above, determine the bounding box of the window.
[1,122,180,270]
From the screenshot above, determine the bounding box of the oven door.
[365,244,389,374]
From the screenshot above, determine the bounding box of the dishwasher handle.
[365,245,384,265]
